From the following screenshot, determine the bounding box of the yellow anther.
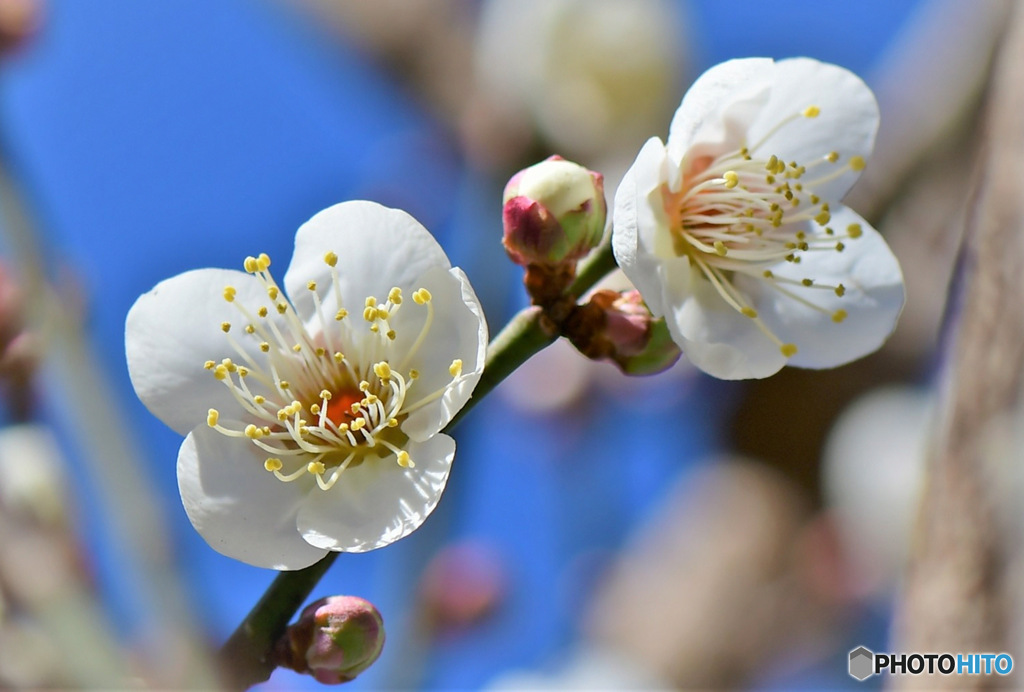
[337,423,349,433]
[364,394,379,405]
[409,369,420,379]
[244,424,260,439]
[307,461,326,475]
[376,308,390,320]
[257,306,268,318]
[264,458,283,472]
[277,409,288,421]
[309,404,320,415]
[335,309,348,321]
[244,324,255,334]
[279,380,290,390]
[257,253,271,270]
[333,352,345,363]
[780,343,799,358]
[387,418,398,428]
[204,360,216,370]
[223,286,237,302]
[324,251,338,267]
[810,194,820,205]
[365,296,376,308]
[449,359,463,377]
[849,155,866,171]
[386,329,396,340]
[207,409,219,427]
[221,322,231,333]
[267,286,279,300]
[798,242,809,251]
[351,418,366,431]
[835,284,846,297]
[315,347,325,357]
[359,381,370,392]
[370,324,379,334]
[292,344,302,352]
[388,287,402,304]
[713,241,728,256]
[397,451,414,468]
[827,151,839,163]
[363,306,377,322]
[801,279,813,287]
[723,171,739,189]
[832,309,848,323]
[319,389,332,401]
[741,307,758,319]
[260,342,270,352]
[413,288,432,304]
[214,365,229,380]
[307,280,317,291]
[222,358,237,372]
[815,210,831,225]
[847,223,863,239]
[803,105,821,118]
[254,395,265,404]
[374,362,392,380]
[835,242,846,252]
[244,256,259,273]
[762,270,774,279]
[276,303,288,314]
[237,366,249,377]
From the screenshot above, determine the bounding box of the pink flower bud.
[276,596,385,685]
[502,155,606,266]
[575,290,681,375]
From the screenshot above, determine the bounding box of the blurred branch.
[0,146,219,688]
[891,4,1024,688]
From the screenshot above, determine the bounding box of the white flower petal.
[296,434,455,552]
[667,58,773,172]
[660,256,788,380]
[613,136,674,317]
[747,58,879,202]
[284,201,452,323]
[177,423,328,570]
[745,207,904,369]
[126,268,275,436]
[391,266,488,441]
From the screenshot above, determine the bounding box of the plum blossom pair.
[125,57,903,571]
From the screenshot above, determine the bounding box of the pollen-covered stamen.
[665,105,867,356]
[207,259,469,487]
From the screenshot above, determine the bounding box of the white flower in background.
[475,0,681,158]
[126,201,487,570]
[613,58,905,379]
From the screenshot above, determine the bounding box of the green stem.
[220,237,617,688]
[220,553,338,688]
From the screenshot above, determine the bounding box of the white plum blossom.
[126,201,487,570]
[612,57,905,379]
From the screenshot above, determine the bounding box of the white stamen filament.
[667,105,865,357]
[206,253,465,491]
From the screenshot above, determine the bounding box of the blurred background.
[0,0,1008,688]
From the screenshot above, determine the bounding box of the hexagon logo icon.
[849,646,875,681]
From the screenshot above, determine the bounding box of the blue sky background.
[0,0,924,688]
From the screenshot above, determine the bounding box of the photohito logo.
[848,647,1013,681]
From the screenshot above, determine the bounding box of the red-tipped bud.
[570,290,681,375]
[502,155,606,267]
[275,596,385,685]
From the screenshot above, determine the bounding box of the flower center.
[664,105,867,358]
[204,252,465,491]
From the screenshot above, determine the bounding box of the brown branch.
[891,5,1024,688]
